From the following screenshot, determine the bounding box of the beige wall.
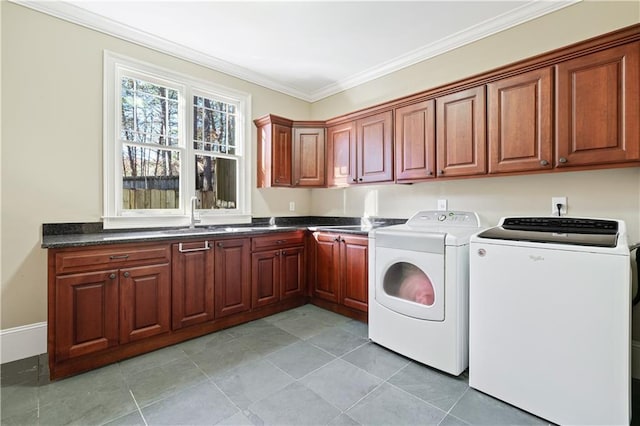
[309,0,640,338]
[311,0,640,118]
[0,2,310,329]
[1,0,639,336]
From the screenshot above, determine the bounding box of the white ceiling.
[18,0,577,102]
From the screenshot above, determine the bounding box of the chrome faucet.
[269,217,276,227]
[190,196,201,228]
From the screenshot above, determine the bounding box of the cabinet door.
[395,100,436,181]
[488,68,553,173]
[311,233,341,303]
[280,246,305,299]
[556,42,640,167]
[436,86,487,177]
[172,241,214,330]
[293,127,326,187]
[120,263,171,343]
[272,123,293,186]
[214,238,251,318]
[55,270,119,360]
[357,111,394,183]
[327,122,356,186]
[251,250,280,308]
[341,235,369,312]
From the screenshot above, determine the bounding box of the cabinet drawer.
[55,244,171,274]
[251,231,305,251]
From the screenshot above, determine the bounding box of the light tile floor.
[1,304,637,425]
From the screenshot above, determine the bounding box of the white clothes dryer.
[368,211,481,376]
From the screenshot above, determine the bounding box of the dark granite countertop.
[42,217,406,248]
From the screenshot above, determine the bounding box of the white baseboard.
[0,322,47,364]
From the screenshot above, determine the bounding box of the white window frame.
[103,51,252,229]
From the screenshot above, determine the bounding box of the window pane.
[122,145,180,210]
[192,94,237,155]
[195,155,237,209]
[120,77,179,147]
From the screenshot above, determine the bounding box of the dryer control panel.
[407,211,480,228]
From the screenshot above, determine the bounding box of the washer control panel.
[407,211,480,227]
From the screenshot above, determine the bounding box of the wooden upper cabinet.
[394,99,436,182]
[357,111,394,184]
[327,111,393,186]
[327,121,357,186]
[436,86,487,177]
[555,41,640,167]
[255,115,293,187]
[293,127,325,187]
[488,67,553,174]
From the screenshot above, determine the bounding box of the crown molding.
[12,0,578,103]
[308,0,579,101]
[11,0,315,101]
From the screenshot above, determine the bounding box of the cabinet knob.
[109,273,116,280]
[558,157,568,164]
[438,170,445,175]
[275,252,280,256]
[123,272,130,278]
[540,159,549,166]
[282,250,287,255]
[217,242,223,248]
[352,178,357,182]
[275,178,280,183]
[333,237,340,242]
[358,178,363,182]
[428,171,433,176]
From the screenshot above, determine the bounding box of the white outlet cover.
[551,196,567,216]
[437,199,448,211]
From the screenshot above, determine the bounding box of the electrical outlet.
[551,196,567,216]
[437,199,448,211]
[289,201,295,212]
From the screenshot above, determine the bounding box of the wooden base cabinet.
[251,232,306,308]
[119,263,171,344]
[214,238,251,318]
[48,233,311,380]
[54,270,119,361]
[50,243,171,363]
[341,235,369,312]
[309,232,369,318]
[172,240,214,330]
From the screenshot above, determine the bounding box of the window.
[104,52,251,228]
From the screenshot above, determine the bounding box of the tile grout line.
[128,389,148,426]
[188,356,253,424]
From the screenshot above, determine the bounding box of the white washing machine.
[469,217,630,425]
[368,210,481,376]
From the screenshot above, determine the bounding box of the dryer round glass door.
[375,246,445,321]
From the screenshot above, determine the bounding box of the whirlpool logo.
[529,255,545,262]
